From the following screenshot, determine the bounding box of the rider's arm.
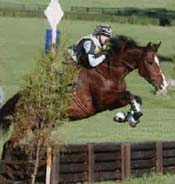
[83,40,106,67]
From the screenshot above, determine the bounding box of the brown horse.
[0,36,168,159]
[67,36,167,126]
[0,36,168,128]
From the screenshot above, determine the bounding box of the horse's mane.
[109,35,140,53]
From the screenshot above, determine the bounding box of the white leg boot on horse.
[113,94,143,128]
[127,96,143,127]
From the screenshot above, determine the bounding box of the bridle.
[120,52,158,85]
[120,59,135,70]
[142,58,164,88]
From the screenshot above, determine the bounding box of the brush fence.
[0,141,175,183]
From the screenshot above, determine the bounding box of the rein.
[95,57,135,79]
[120,59,135,70]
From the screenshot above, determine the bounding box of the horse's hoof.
[133,111,143,121]
[127,111,140,128]
[129,119,140,128]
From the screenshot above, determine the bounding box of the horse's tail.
[0,92,21,130]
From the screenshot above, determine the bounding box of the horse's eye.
[146,60,153,65]
[148,61,153,65]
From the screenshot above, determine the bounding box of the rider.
[68,24,112,68]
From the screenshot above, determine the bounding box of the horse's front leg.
[129,94,143,120]
[114,91,143,127]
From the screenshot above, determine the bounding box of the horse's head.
[138,42,168,95]
[108,36,168,95]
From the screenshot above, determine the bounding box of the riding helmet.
[93,24,112,37]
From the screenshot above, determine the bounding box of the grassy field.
[1,0,175,11]
[52,61,175,145]
[0,16,175,143]
[0,17,174,101]
[98,173,175,184]
[0,16,175,183]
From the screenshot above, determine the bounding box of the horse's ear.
[146,42,152,49]
[153,41,162,52]
[121,42,127,52]
[158,41,161,47]
[156,41,161,51]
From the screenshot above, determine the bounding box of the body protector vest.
[69,35,104,68]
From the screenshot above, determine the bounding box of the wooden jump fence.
[0,141,175,183]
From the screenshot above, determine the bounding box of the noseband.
[143,59,164,89]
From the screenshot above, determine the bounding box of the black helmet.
[93,24,112,37]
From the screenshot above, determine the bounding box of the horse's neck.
[95,62,129,81]
[101,48,144,80]
[120,48,143,69]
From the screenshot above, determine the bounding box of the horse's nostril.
[160,84,165,89]
[156,88,167,95]
[157,84,164,91]
[155,82,168,95]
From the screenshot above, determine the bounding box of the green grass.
[0,0,48,5]
[0,17,47,99]
[97,173,175,184]
[0,15,175,184]
[0,16,175,147]
[52,64,175,145]
[1,0,175,11]
[0,16,174,102]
